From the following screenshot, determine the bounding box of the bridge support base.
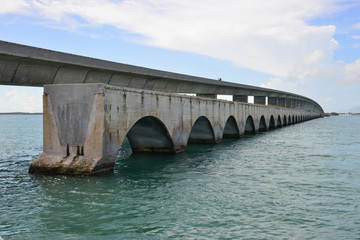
[29,153,113,175]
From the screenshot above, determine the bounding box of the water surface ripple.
[1,115,359,239]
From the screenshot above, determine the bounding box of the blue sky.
[1,0,360,113]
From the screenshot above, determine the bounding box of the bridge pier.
[29,83,322,175]
[29,84,114,175]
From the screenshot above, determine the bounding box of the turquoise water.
[0,115,360,239]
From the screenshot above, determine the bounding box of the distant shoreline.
[0,112,43,115]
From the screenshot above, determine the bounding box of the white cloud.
[0,0,29,14]
[352,35,360,39]
[260,77,299,92]
[354,22,360,29]
[0,87,42,113]
[344,59,360,83]
[0,0,341,79]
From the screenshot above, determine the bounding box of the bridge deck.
[0,40,322,112]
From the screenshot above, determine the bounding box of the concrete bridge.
[0,41,324,175]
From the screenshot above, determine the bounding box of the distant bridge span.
[0,41,324,175]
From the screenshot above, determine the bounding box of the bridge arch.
[283,115,287,126]
[223,116,240,138]
[288,115,292,125]
[292,115,295,124]
[245,115,256,134]
[126,116,175,153]
[259,115,267,132]
[188,116,216,144]
[277,115,282,127]
[268,115,275,130]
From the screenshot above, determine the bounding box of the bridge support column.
[233,95,248,103]
[254,96,266,105]
[29,84,112,175]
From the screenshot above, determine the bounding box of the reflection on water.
[1,115,360,239]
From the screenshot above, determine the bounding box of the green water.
[0,115,359,239]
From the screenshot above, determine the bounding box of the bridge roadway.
[0,41,324,175]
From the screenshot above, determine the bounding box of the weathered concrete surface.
[29,84,110,174]
[29,83,322,175]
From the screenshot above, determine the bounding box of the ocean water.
[0,115,359,239]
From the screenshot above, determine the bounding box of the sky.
[0,0,360,113]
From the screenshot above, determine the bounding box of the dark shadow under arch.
[277,115,282,127]
[288,115,292,125]
[269,115,275,130]
[223,116,240,138]
[259,115,267,132]
[283,115,287,126]
[126,116,175,153]
[188,116,216,144]
[245,115,256,134]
